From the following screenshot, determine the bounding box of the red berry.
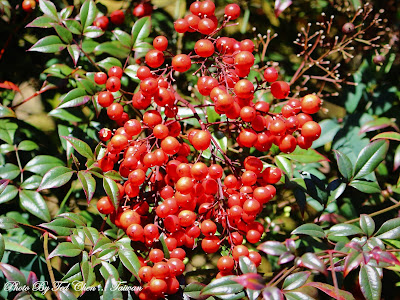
[98,91,114,107]
[106,76,121,92]
[108,66,123,79]
[174,18,189,33]
[301,121,321,141]
[263,67,278,82]
[97,196,115,214]
[94,72,107,85]
[198,18,216,35]
[22,0,36,12]
[153,36,168,51]
[145,50,165,68]
[110,10,125,25]
[194,39,215,57]
[234,51,255,70]
[94,16,109,31]
[172,54,191,73]
[301,94,322,114]
[225,4,240,20]
[270,81,290,99]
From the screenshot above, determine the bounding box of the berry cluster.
[93,10,126,31]
[92,1,322,298]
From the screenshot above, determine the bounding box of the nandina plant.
[0,0,399,299]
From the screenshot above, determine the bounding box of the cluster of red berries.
[93,10,126,31]
[91,1,322,298]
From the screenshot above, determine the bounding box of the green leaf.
[49,108,82,122]
[0,263,27,285]
[201,276,243,296]
[62,136,93,159]
[48,242,82,259]
[41,218,76,236]
[103,276,123,299]
[0,105,15,118]
[53,24,73,44]
[97,57,123,71]
[299,253,327,275]
[183,282,206,299]
[60,6,73,19]
[58,88,90,109]
[55,290,78,300]
[29,35,66,53]
[0,163,20,180]
[0,234,4,261]
[291,223,325,238]
[344,251,363,277]
[359,265,381,300]
[100,262,120,281]
[67,44,80,66]
[83,26,104,38]
[104,170,123,181]
[18,140,38,151]
[0,216,18,229]
[113,29,132,48]
[275,155,292,178]
[118,248,141,280]
[353,140,389,179]
[344,63,366,113]
[360,117,399,133]
[306,282,355,300]
[159,233,170,259]
[372,131,400,142]
[334,150,353,182]
[65,20,82,35]
[257,241,287,256]
[4,239,36,255]
[24,155,64,175]
[81,260,96,286]
[281,148,329,163]
[0,144,14,153]
[26,15,57,28]
[312,119,341,148]
[38,166,74,191]
[282,272,311,290]
[61,263,82,282]
[0,185,18,204]
[20,175,42,190]
[239,256,257,274]
[83,227,100,245]
[0,120,17,144]
[0,179,9,195]
[131,17,151,45]
[349,179,381,194]
[19,190,51,222]
[94,41,131,59]
[39,0,59,20]
[327,224,363,237]
[375,218,400,239]
[360,214,375,237]
[77,171,96,203]
[103,177,119,209]
[80,0,97,30]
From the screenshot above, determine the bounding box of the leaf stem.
[43,232,57,291]
[344,202,400,224]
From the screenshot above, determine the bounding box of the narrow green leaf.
[334,150,353,181]
[239,256,257,274]
[26,15,57,28]
[94,41,131,59]
[159,233,170,259]
[67,44,80,66]
[291,223,325,238]
[97,57,122,71]
[61,263,82,282]
[0,234,4,261]
[48,242,82,259]
[0,216,18,229]
[41,218,76,236]
[0,105,15,118]
[65,19,82,34]
[18,140,38,151]
[58,88,90,109]
[201,276,243,296]
[80,0,97,30]
[38,166,74,191]
[281,148,329,163]
[19,190,51,221]
[359,265,381,300]
[81,260,96,286]
[327,224,363,237]
[0,163,20,180]
[0,263,27,285]
[349,179,381,194]
[53,24,73,44]
[118,248,141,280]
[0,185,18,204]
[372,131,400,142]
[113,29,132,48]
[275,155,292,178]
[60,6,73,19]
[360,117,399,133]
[282,272,311,290]
[77,171,96,203]
[49,108,82,122]
[39,0,59,20]
[4,239,36,255]
[100,262,120,281]
[131,17,151,45]
[0,120,17,144]
[344,251,363,277]
[360,214,375,237]
[29,35,66,53]
[103,276,123,299]
[375,218,400,239]
[257,241,287,256]
[83,26,104,38]
[62,136,93,159]
[353,140,389,179]
[24,155,64,175]
[103,177,120,209]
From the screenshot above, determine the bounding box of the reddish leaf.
[0,81,20,92]
[344,251,363,277]
[275,0,292,17]
[232,273,265,291]
[306,282,355,300]
[299,253,327,275]
[359,117,399,134]
[369,247,400,266]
